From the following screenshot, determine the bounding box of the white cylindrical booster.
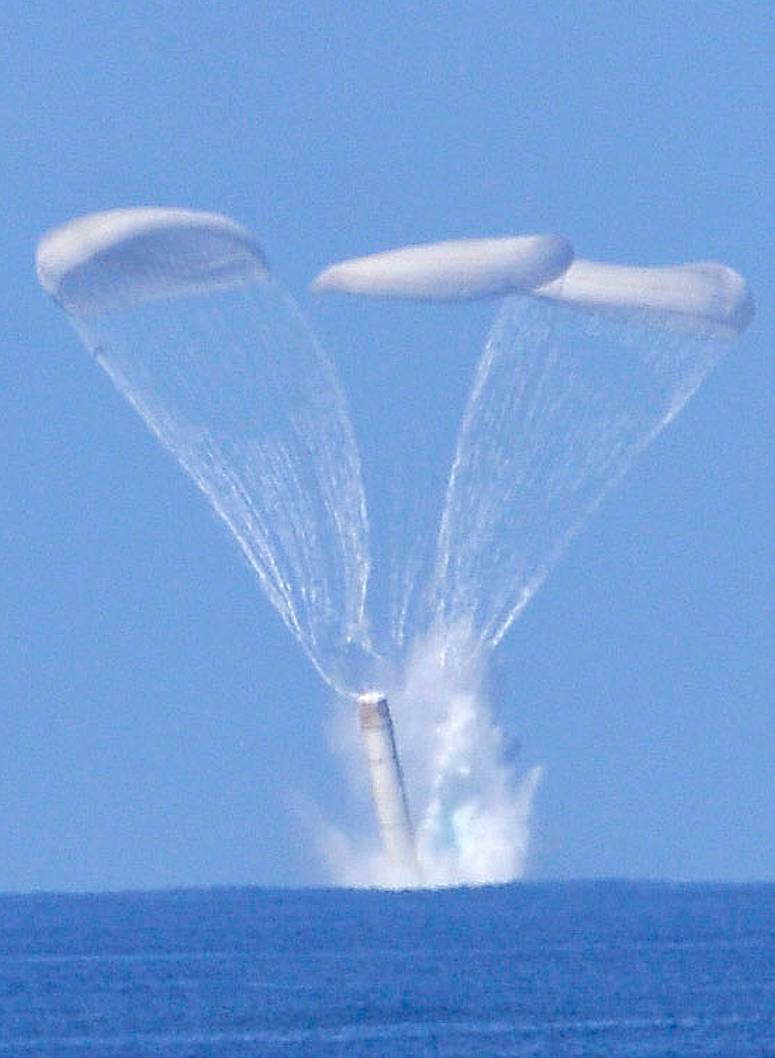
[357,692,420,882]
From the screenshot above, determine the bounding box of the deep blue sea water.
[1,882,773,1056]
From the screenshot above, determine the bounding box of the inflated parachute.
[311,235,574,302]
[37,208,372,693]
[535,258,753,339]
[312,234,752,340]
[37,207,268,316]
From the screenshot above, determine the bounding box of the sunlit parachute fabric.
[311,234,573,301]
[36,207,269,317]
[37,208,373,695]
[535,258,754,339]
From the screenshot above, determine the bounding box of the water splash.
[394,626,542,887]
[319,624,541,888]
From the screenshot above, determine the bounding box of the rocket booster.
[357,692,420,883]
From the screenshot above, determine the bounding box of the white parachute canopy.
[36,207,372,694]
[535,258,754,339]
[311,233,753,339]
[310,235,574,302]
[36,207,268,319]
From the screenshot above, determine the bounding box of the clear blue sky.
[2,2,772,891]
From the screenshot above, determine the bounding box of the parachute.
[311,234,573,302]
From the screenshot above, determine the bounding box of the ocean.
[1,881,773,1056]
